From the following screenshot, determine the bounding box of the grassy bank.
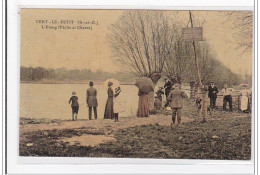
[20,116,251,160]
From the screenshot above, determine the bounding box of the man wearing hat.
[86,81,98,120]
[167,84,187,125]
[208,82,219,110]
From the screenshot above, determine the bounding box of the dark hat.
[164,77,168,80]
[89,81,94,86]
[72,91,76,95]
[108,82,113,86]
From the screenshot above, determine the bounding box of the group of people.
[154,77,187,125]
[155,78,252,119]
[68,81,122,122]
[203,82,251,112]
[154,77,252,125]
[68,78,252,125]
[155,77,182,108]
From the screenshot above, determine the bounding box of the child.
[68,91,79,121]
[114,87,122,122]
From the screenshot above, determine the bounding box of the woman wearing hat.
[104,82,114,119]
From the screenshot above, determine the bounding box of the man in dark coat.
[164,78,172,108]
[86,81,98,120]
[208,82,219,110]
[167,84,187,125]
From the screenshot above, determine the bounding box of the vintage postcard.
[19,9,253,160]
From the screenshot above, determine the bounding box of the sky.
[20,9,253,75]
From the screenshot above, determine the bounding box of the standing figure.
[156,87,164,102]
[248,88,252,113]
[221,83,234,112]
[68,91,79,121]
[195,84,210,122]
[137,91,149,117]
[114,87,123,122]
[239,85,250,112]
[104,82,114,119]
[208,82,219,110]
[154,96,162,110]
[86,81,98,120]
[167,84,187,125]
[164,78,173,108]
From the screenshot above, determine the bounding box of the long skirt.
[240,96,248,111]
[137,94,149,117]
[104,97,114,119]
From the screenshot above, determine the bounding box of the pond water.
[20,83,191,120]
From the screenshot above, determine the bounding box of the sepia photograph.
[19,9,253,160]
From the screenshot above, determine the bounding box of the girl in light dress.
[113,87,124,122]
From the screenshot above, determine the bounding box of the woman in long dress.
[104,82,114,119]
[137,91,149,117]
[239,85,250,112]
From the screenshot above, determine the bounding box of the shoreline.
[20,81,135,85]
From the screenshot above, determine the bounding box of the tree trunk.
[148,72,161,111]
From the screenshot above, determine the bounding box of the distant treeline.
[20,67,137,82]
[20,66,246,87]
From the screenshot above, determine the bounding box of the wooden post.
[189,11,207,122]
[189,11,202,86]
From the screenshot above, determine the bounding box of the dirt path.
[20,112,249,147]
[20,114,194,134]
[20,111,250,134]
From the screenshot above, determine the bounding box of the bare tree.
[163,26,195,81]
[225,11,253,53]
[109,10,176,110]
[109,10,175,84]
